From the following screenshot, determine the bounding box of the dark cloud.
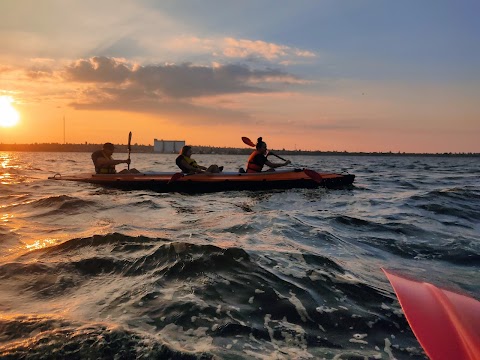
[60,56,303,124]
[132,63,278,97]
[65,57,131,83]
[64,57,299,98]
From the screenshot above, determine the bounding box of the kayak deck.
[49,169,355,193]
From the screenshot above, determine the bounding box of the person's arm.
[96,157,130,167]
[265,159,291,169]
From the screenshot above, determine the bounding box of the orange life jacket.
[246,150,264,173]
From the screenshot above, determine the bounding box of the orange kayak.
[48,169,355,193]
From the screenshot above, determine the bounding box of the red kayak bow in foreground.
[383,269,480,360]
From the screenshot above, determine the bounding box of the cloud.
[25,59,57,79]
[163,36,317,65]
[69,86,250,123]
[222,37,315,61]
[26,69,54,79]
[63,56,302,99]
[65,57,131,83]
[0,65,14,74]
[223,38,288,59]
[58,56,307,124]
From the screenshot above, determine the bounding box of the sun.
[0,96,20,127]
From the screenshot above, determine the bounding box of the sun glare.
[0,96,20,127]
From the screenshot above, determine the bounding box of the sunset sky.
[0,0,479,152]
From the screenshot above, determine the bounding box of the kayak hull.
[49,169,355,193]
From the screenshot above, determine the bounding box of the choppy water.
[0,152,479,359]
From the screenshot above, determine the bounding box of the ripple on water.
[0,234,426,359]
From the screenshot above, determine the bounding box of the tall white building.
[153,139,185,153]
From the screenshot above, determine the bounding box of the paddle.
[241,136,255,147]
[127,131,132,170]
[383,268,480,360]
[241,136,321,181]
[168,172,184,184]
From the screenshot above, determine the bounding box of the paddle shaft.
[127,131,132,170]
[268,151,288,162]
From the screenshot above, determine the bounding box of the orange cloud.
[165,36,316,63]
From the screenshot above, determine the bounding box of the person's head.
[103,142,115,154]
[180,145,193,157]
[256,137,267,153]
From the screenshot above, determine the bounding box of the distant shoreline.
[0,143,478,157]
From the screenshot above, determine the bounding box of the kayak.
[383,269,480,360]
[48,169,355,193]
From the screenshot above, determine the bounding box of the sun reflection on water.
[0,173,14,185]
[25,238,60,251]
[1,152,12,168]
[1,152,23,185]
[1,213,14,222]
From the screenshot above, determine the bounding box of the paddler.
[176,145,223,174]
[246,137,290,173]
[91,142,140,174]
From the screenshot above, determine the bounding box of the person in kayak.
[91,142,140,174]
[176,145,223,174]
[246,137,291,173]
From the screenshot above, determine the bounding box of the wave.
[331,215,430,237]
[5,195,99,217]
[30,195,97,209]
[0,314,207,359]
[410,187,480,222]
[0,233,426,359]
[358,236,480,265]
[423,186,480,201]
[327,214,479,266]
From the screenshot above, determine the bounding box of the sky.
[0,0,479,153]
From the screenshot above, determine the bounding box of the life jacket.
[98,165,116,174]
[176,155,200,173]
[92,150,116,174]
[246,151,264,173]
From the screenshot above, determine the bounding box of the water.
[0,152,479,359]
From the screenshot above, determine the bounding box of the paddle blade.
[383,269,480,360]
[304,169,323,183]
[241,137,255,147]
[168,172,184,184]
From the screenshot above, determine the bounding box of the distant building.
[153,139,185,153]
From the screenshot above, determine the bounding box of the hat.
[103,142,115,150]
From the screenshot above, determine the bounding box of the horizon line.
[0,142,478,156]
